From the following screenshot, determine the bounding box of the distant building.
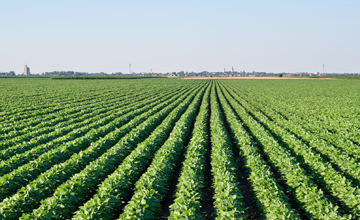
[23,65,30,75]
[295,72,308,76]
[314,72,319,75]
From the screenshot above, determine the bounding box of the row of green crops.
[168,85,211,219]
[118,84,207,219]
[20,84,207,219]
[0,78,360,219]
[0,88,157,138]
[216,83,300,219]
[0,85,189,175]
[0,84,199,203]
[219,83,347,219]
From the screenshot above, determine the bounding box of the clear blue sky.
[1,0,359,74]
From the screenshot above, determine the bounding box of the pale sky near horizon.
[1,0,359,74]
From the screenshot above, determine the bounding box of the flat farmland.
[0,78,360,219]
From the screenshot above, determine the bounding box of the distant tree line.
[43,71,125,77]
[51,76,166,80]
[170,71,278,77]
[0,71,16,76]
[2,70,359,79]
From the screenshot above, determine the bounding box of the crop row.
[75,83,208,219]
[0,78,190,127]
[0,88,132,134]
[0,92,138,147]
[0,89,109,120]
[20,84,206,219]
[0,85,191,177]
[0,83,206,219]
[209,85,246,219]
[0,82,117,114]
[218,82,348,219]
[0,83,204,203]
[216,83,300,219]
[0,89,119,125]
[222,82,360,217]
[0,84,177,136]
[0,79,161,119]
[235,86,360,160]
[168,83,211,219]
[0,84,181,154]
[224,81,360,143]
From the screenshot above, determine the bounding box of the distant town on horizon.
[1,64,359,78]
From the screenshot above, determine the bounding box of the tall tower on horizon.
[23,65,30,75]
[129,63,131,74]
[223,67,225,74]
[231,67,234,73]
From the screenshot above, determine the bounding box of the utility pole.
[323,64,324,75]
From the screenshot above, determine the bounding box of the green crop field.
[0,78,360,219]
